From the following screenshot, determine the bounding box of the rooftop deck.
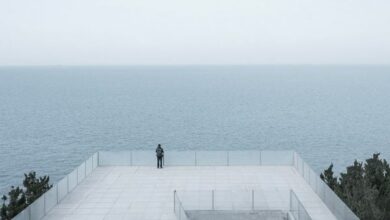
[12,151,359,220]
[42,166,334,220]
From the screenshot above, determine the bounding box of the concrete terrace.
[42,166,335,220]
[12,151,359,220]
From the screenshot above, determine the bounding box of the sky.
[0,0,389,65]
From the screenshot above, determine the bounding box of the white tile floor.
[42,166,336,220]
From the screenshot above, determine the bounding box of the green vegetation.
[1,172,52,220]
[321,153,390,220]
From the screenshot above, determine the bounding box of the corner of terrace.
[12,151,359,220]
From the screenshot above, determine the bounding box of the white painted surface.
[42,166,336,220]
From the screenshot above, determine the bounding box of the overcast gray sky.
[0,0,389,65]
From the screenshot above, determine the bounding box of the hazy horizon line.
[1,64,390,68]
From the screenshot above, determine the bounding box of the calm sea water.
[1,66,390,191]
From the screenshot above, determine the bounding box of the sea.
[1,65,390,192]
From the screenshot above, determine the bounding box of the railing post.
[66,175,69,193]
[293,151,296,167]
[290,189,293,212]
[44,192,47,215]
[298,200,301,219]
[252,190,254,210]
[56,183,59,203]
[259,151,262,165]
[227,151,230,166]
[28,205,31,220]
[212,190,215,210]
[174,190,176,213]
[179,201,181,220]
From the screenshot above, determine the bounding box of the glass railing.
[98,150,295,166]
[174,189,310,220]
[290,190,311,220]
[174,190,190,220]
[10,150,359,220]
[98,150,358,220]
[12,153,98,220]
[293,152,359,220]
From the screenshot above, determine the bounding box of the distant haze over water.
[1,65,390,190]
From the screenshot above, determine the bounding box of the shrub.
[321,153,390,220]
[1,172,52,220]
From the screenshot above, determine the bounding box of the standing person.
[156,144,164,169]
